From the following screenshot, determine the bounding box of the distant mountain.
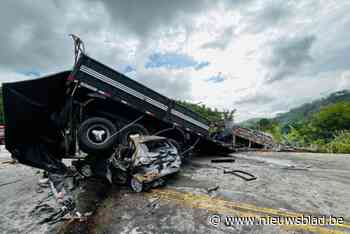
[275,90,350,125]
[240,90,350,128]
[239,117,264,128]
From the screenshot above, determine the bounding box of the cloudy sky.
[1,0,350,121]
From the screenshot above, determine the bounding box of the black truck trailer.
[3,52,232,172]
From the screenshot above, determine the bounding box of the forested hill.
[241,90,350,127]
[239,90,350,153]
[274,90,350,125]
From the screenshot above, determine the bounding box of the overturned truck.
[2,48,233,174]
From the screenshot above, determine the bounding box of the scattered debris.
[230,126,311,153]
[35,186,45,194]
[282,165,312,171]
[224,170,257,181]
[211,158,235,163]
[145,197,161,214]
[232,126,275,150]
[38,178,50,187]
[1,159,17,164]
[0,179,22,187]
[206,185,220,193]
[31,203,56,218]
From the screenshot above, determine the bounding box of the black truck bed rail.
[71,54,210,137]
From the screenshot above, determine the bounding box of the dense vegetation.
[176,100,235,124]
[275,90,350,125]
[176,100,223,122]
[249,90,350,153]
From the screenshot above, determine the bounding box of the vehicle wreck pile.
[232,126,275,149]
[1,37,234,223]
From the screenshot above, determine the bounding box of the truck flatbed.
[72,54,210,137]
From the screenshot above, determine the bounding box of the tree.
[311,101,350,139]
[176,100,223,123]
[257,118,272,131]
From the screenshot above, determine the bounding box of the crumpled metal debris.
[111,136,181,192]
[206,185,220,193]
[211,158,235,163]
[223,169,257,181]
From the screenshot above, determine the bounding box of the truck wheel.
[78,117,117,154]
[119,124,149,146]
[169,139,182,153]
[130,177,143,192]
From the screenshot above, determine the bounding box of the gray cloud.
[135,70,192,100]
[264,35,316,83]
[90,0,215,37]
[0,0,138,75]
[0,1,118,73]
[0,0,245,73]
[1,0,350,122]
[0,1,70,71]
[234,93,274,105]
[242,1,293,34]
[306,17,350,76]
[201,27,234,50]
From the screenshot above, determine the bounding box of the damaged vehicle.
[2,38,233,185]
[112,135,181,192]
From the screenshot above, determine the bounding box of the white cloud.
[1,0,350,122]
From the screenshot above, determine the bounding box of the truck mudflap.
[2,71,70,172]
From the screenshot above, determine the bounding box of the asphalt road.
[90,152,350,234]
[0,148,60,234]
[1,149,350,233]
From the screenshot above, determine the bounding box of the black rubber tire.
[78,117,117,154]
[119,124,149,146]
[168,139,182,154]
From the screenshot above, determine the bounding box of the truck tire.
[78,117,117,154]
[119,124,149,146]
[168,139,182,153]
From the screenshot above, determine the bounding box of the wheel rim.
[130,178,143,192]
[86,124,110,145]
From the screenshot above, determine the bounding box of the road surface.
[90,151,350,234]
[1,149,350,233]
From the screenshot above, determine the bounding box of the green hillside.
[275,90,350,125]
[242,90,350,153]
[239,117,264,128]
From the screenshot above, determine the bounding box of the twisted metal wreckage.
[2,36,235,222]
